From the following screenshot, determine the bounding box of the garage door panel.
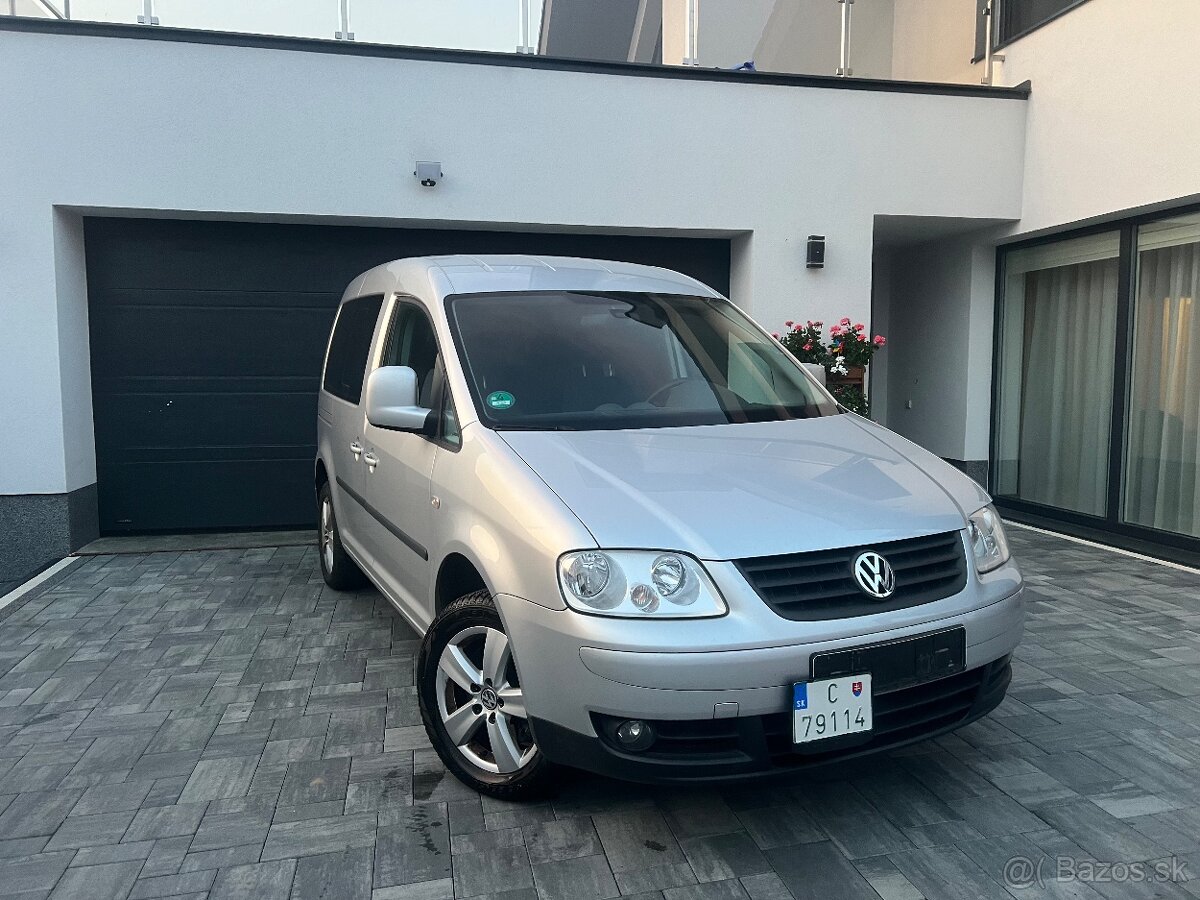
[98,460,314,531]
[86,217,729,534]
[93,390,319,458]
[89,292,335,377]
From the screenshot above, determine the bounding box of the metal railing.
[1,0,546,54]
[1,1,1004,85]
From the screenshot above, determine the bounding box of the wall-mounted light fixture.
[414,162,443,188]
[806,235,826,269]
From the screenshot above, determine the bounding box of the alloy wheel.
[320,496,335,573]
[435,624,536,773]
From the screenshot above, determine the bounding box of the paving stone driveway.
[1,528,1199,900]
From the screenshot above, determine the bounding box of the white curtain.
[1016,259,1118,516]
[1125,242,1200,537]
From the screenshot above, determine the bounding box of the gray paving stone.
[71,780,154,815]
[680,832,771,883]
[261,812,377,860]
[1035,799,1169,862]
[374,803,451,888]
[734,803,825,850]
[594,808,686,873]
[209,858,296,900]
[662,881,750,900]
[179,840,263,872]
[69,840,154,867]
[450,826,534,896]
[48,858,143,900]
[524,816,603,865]
[138,834,193,877]
[0,835,49,859]
[124,802,209,842]
[191,808,272,852]
[44,809,135,850]
[278,757,350,807]
[0,791,84,839]
[177,754,260,803]
[0,850,75,894]
[532,853,619,900]
[290,846,373,900]
[128,868,218,899]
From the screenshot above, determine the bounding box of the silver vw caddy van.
[316,255,1023,798]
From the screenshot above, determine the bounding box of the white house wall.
[0,25,1025,563]
[997,0,1200,235]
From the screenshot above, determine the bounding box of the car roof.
[349,254,724,303]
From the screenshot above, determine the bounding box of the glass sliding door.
[994,232,1120,517]
[1124,213,1200,538]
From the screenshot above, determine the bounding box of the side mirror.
[802,362,827,387]
[365,366,434,433]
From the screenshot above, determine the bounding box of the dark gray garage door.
[86,218,731,534]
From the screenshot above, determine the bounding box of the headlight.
[557,550,726,618]
[968,505,1011,574]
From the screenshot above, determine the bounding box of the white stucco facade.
[0,24,1027,504]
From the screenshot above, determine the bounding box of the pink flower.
[854,323,865,332]
[813,320,823,326]
[857,334,866,342]
[873,335,886,346]
[771,332,780,339]
[830,325,842,336]
[803,343,812,351]
[785,320,794,327]
[840,317,851,326]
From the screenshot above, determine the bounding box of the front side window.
[446,291,837,431]
[382,299,461,448]
[323,294,384,403]
[382,302,440,408]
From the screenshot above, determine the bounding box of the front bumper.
[496,560,1023,782]
[530,655,1011,784]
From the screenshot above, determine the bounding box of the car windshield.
[446,291,839,431]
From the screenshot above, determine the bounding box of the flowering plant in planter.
[828,317,886,369]
[773,317,886,415]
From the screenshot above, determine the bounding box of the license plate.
[793,674,872,744]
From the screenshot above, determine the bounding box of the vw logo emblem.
[853,551,896,599]
[479,687,499,710]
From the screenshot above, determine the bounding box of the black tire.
[418,591,555,800]
[317,481,367,591]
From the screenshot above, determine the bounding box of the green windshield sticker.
[486,390,516,410]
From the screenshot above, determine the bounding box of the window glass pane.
[1123,213,1200,537]
[995,232,1119,516]
[1000,0,1081,43]
[323,295,383,403]
[447,292,837,432]
[974,0,991,60]
[442,395,462,447]
[382,302,439,407]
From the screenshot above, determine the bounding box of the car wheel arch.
[435,551,490,616]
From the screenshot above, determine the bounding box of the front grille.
[736,530,968,621]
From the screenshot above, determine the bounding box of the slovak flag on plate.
[852,681,863,697]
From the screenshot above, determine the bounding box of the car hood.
[500,415,989,560]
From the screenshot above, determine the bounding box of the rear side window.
[323,294,384,403]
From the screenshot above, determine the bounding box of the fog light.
[614,719,655,751]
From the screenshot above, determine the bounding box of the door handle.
[349,440,363,461]
[363,451,379,472]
